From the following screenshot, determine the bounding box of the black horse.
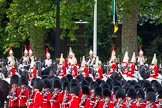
[0,79,11,108]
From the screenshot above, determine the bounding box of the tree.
[4,0,94,59]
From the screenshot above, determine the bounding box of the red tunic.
[11,67,16,75]
[27,90,35,108]
[68,96,80,108]
[42,92,52,108]
[102,100,115,108]
[8,87,19,107]
[145,102,157,108]
[83,67,89,78]
[89,98,104,108]
[18,87,29,107]
[50,91,63,108]
[149,65,158,78]
[72,65,78,78]
[33,92,43,108]
[114,99,126,108]
[127,63,135,77]
[33,68,37,78]
[109,63,116,75]
[94,68,103,80]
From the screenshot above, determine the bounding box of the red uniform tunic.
[8,87,19,107]
[109,63,117,75]
[33,67,37,78]
[18,87,29,107]
[11,67,16,76]
[68,96,80,108]
[149,64,158,78]
[72,65,78,78]
[145,102,157,108]
[33,91,43,108]
[79,96,90,108]
[58,64,67,77]
[83,67,89,78]
[42,91,52,108]
[50,91,63,108]
[27,90,35,108]
[114,99,126,108]
[127,63,135,77]
[89,98,104,108]
[102,99,115,108]
[136,100,146,108]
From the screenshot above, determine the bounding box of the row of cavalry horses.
[0,58,162,108]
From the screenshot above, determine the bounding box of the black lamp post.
[55,0,60,60]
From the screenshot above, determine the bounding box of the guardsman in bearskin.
[93,56,103,80]
[125,88,137,108]
[43,48,52,68]
[149,53,159,79]
[26,78,36,108]
[58,53,66,78]
[102,88,115,108]
[20,45,29,66]
[78,56,89,78]
[32,78,43,108]
[122,51,129,75]
[6,46,16,76]
[50,79,63,108]
[156,89,162,108]
[61,81,70,108]
[68,84,80,108]
[114,89,126,108]
[127,52,136,78]
[145,91,157,108]
[136,88,146,108]
[18,76,29,108]
[89,81,98,105]
[108,46,117,75]
[7,75,19,108]
[90,86,104,108]
[79,85,90,108]
[42,78,52,108]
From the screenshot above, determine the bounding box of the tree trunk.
[121,2,138,59]
[30,27,46,60]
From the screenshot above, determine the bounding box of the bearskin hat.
[158,90,162,99]
[66,74,73,82]
[70,84,80,96]
[19,75,28,85]
[113,80,122,88]
[62,81,70,91]
[146,87,155,94]
[95,87,102,97]
[101,83,110,90]
[113,86,121,94]
[70,79,79,84]
[126,88,136,99]
[10,75,19,85]
[103,88,111,98]
[151,80,162,93]
[61,77,69,85]
[85,77,93,84]
[82,85,90,95]
[53,79,61,89]
[142,80,151,91]
[134,84,141,90]
[96,78,103,86]
[115,89,126,99]
[81,80,89,88]
[30,78,36,87]
[76,75,84,83]
[146,91,156,102]
[136,88,145,99]
[90,81,98,90]
[33,78,43,91]
[42,78,51,88]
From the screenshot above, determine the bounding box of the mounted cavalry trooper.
[65,47,74,70]
[137,46,147,67]
[78,56,89,78]
[20,45,30,66]
[58,53,66,78]
[93,56,103,80]
[28,45,36,69]
[147,53,162,83]
[43,48,52,68]
[121,51,129,75]
[108,47,117,75]
[86,49,96,74]
[6,46,16,76]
